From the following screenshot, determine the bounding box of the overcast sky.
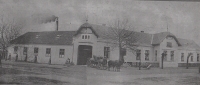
[0,0,200,44]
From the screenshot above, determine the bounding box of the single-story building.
[8,22,200,67]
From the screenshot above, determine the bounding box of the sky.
[0,0,200,44]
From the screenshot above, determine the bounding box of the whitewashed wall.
[159,37,179,67]
[7,44,73,64]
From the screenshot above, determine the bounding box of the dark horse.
[108,60,124,72]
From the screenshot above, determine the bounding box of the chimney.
[56,17,58,31]
[102,24,106,26]
[141,31,144,33]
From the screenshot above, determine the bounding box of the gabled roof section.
[177,38,200,51]
[90,24,153,46]
[152,32,181,46]
[74,23,99,37]
[10,31,76,45]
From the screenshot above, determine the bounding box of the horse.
[107,60,116,71]
[114,60,124,72]
[108,59,124,72]
[97,57,107,70]
[87,57,98,67]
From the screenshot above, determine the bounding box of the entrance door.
[77,45,92,65]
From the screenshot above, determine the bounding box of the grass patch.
[0,68,41,75]
[109,81,139,85]
[177,76,200,85]
[0,76,70,85]
[135,77,170,82]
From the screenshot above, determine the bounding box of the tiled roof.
[10,22,200,49]
[10,31,76,45]
[152,32,181,46]
[177,38,200,51]
[90,24,153,46]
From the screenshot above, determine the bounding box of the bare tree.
[0,15,24,59]
[108,18,138,63]
[186,53,192,69]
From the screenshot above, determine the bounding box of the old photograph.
[0,0,200,85]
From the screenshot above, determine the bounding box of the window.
[191,53,193,62]
[46,48,51,57]
[155,50,157,61]
[167,42,172,47]
[82,35,90,39]
[197,54,200,62]
[181,53,184,62]
[23,47,28,55]
[167,36,173,40]
[34,47,39,53]
[145,50,149,61]
[82,35,84,39]
[104,47,110,58]
[59,49,65,58]
[163,51,167,61]
[14,46,18,54]
[85,35,87,39]
[170,51,174,61]
[136,49,141,60]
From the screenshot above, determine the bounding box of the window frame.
[34,47,39,54]
[104,47,110,58]
[167,42,172,48]
[163,51,167,61]
[197,54,200,62]
[46,48,51,57]
[181,53,184,62]
[81,34,90,40]
[170,51,174,61]
[191,53,193,62]
[145,50,149,61]
[14,46,18,54]
[59,49,65,58]
[155,50,157,61]
[136,49,141,60]
[23,47,28,55]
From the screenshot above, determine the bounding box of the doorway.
[77,45,92,65]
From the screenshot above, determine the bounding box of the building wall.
[125,46,154,63]
[73,28,98,65]
[177,49,200,63]
[159,37,179,67]
[7,44,73,64]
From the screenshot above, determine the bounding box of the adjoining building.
[8,22,200,67]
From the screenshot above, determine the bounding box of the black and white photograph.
[0,0,200,85]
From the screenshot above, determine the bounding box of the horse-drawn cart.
[87,56,107,70]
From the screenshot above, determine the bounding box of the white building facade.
[8,22,200,67]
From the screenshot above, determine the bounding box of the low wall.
[178,63,200,67]
[129,62,159,67]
